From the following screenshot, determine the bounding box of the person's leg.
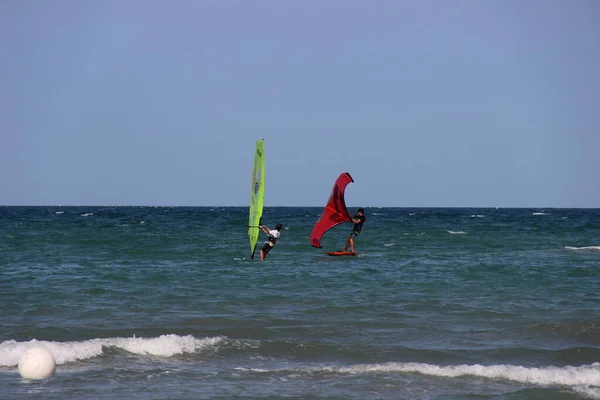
[260,243,269,260]
[344,236,352,252]
[260,244,267,261]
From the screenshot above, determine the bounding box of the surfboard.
[326,251,358,256]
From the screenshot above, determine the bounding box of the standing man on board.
[259,223,283,260]
[344,208,366,253]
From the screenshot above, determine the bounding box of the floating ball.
[18,347,56,379]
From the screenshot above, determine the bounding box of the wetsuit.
[261,229,281,256]
[351,214,366,237]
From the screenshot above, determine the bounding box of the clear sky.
[2,0,599,207]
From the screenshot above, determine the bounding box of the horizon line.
[1,205,598,209]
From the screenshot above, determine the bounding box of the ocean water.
[1,206,599,399]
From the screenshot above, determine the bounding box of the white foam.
[335,362,600,387]
[232,361,600,390]
[565,246,600,251]
[573,385,600,399]
[471,215,484,218]
[0,335,225,366]
[383,243,395,247]
[80,213,94,217]
[448,231,468,235]
[234,367,269,373]
[532,212,547,216]
[55,211,64,215]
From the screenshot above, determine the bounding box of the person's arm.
[260,225,270,234]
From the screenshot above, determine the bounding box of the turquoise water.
[1,206,599,399]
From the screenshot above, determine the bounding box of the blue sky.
[2,0,599,207]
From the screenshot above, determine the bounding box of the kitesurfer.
[344,208,365,253]
[259,223,283,260]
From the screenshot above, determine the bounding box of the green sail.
[248,139,265,259]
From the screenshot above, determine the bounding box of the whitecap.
[448,231,467,235]
[335,361,600,387]
[565,246,600,251]
[0,334,225,366]
[572,385,600,399]
[234,367,269,373]
[245,361,600,390]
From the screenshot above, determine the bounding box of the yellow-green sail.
[248,139,265,258]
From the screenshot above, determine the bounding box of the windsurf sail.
[310,172,354,248]
[248,139,265,258]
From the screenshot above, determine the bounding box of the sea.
[1,206,599,400]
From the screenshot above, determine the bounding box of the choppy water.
[1,206,599,399]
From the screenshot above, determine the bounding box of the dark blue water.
[1,207,599,399]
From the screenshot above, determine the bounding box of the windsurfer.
[344,208,365,253]
[259,223,283,260]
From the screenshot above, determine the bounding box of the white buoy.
[18,347,56,379]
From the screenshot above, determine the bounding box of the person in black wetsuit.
[259,223,283,260]
[344,208,365,253]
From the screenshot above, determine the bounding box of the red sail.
[310,172,354,248]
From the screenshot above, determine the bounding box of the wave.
[448,231,468,235]
[237,361,600,396]
[0,334,225,366]
[574,385,600,399]
[332,362,600,386]
[239,361,600,390]
[565,246,600,251]
[3,337,599,395]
